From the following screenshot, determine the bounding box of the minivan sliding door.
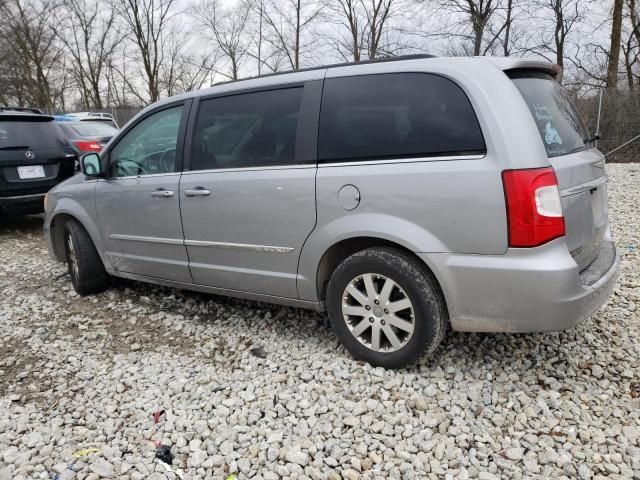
[179,82,321,299]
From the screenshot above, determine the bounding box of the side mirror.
[80,153,101,177]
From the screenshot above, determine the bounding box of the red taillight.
[502,167,565,247]
[74,141,102,152]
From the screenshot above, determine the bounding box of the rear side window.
[0,121,62,149]
[318,73,485,162]
[190,88,303,171]
[509,71,589,158]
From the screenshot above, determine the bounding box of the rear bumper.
[422,237,620,332]
[0,192,46,212]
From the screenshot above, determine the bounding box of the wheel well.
[315,237,448,316]
[50,213,77,261]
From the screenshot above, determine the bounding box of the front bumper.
[0,193,46,213]
[43,218,57,260]
[422,237,620,332]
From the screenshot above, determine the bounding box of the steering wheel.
[158,148,176,172]
[113,157,148,177]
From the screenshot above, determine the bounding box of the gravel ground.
[0,164,639,480]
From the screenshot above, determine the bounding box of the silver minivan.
[44,55,619,368]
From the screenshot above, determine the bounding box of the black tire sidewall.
[63,220,108,295]
[64,225,82,291]
[327,248,443,369]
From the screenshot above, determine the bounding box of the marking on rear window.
[533,103,563,146]
[544,122,562,145]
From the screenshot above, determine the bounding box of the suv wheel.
[326,247,446,368]
[63,220,108,295]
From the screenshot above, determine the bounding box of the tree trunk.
[503,0,512,56]
[295,0,301,69]
[606,0,624,90]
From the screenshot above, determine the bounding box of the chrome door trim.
[560,175,607,196]
[109,234,294,253]
[318,154,486,168]
[100,172,183,181]
[181,164,317,175]
[184,239,294,253]
[109,234,184,245]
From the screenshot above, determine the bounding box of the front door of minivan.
[179,84,320,298]
[95,102,192,283]
[510,71,609,270]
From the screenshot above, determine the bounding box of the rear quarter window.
[509,71,589,158]
[318,73,486,162]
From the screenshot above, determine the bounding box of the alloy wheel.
[341,273,415,352]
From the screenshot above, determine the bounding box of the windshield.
[509,71,590,158]
[0,120,61,149]
[62,122,117,137]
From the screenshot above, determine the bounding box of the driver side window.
[109,105,184,178]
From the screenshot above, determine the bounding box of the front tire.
[326,247,447,369]
[63,220,108,295]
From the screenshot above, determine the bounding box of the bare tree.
[261,0,325,70]
[193,0,252,80]
[363,0,396,58]
[434,0,504,56]
[328,0,401,61]
[500,0,514,55]
[530,0,589,83]
[623,0,640,90]
[159,30,218,94]
[329,0,363,61]
[55,0,123,108]
[0,0,65,109]
[607,0,625,89]
[113,0,178,102]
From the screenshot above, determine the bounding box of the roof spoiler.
[478,57,559,78]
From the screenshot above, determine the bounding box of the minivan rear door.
[509,71,608,270]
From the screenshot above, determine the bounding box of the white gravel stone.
[89,458,115,478]
[284,448,308,466]
[504,448,524,461]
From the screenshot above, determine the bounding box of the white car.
[64,112,119,129]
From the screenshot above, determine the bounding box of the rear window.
[0,120,62,149]
[509,71,589,158]
[318,73,486,162]
[61,122,117,137]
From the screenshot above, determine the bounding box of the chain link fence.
[575,92,640,163]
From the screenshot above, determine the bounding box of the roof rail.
[213,54,437,86]
[0,107,44,114]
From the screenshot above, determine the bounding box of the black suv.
[0,111,77,214]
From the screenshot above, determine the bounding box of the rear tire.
[326,247,447,369]
[63,220,108,295]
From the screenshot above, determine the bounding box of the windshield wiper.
[0,145,30,150]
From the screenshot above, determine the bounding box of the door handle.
[151,189,174,198]
[184,187,211,197]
